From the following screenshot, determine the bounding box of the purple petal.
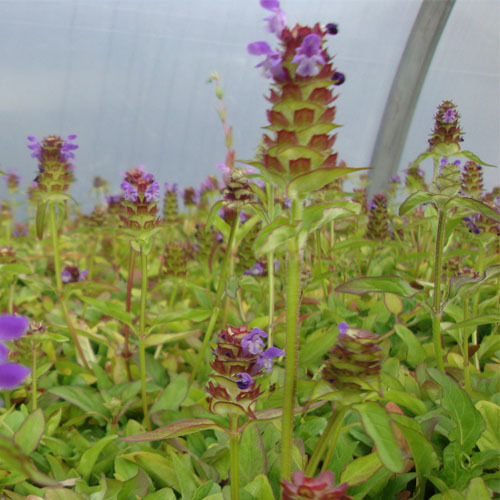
[247,41,272,56]
[0,362,31,390]
[338,322,349,335]
[0,343,9,363]
[260,0,280,10]
[0,315,29,341]
[261,346,285,359]
[235,372,253,390]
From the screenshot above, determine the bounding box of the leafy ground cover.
[0,1,499,499]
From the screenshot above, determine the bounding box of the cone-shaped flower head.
[0,315,31,390]
[428,101,463,155]
[61,265,88,283]
[405,164,427,192]
[163,182,179,224]
[4,169,21,192]
[281,470,352,500]
[322,322,383,395]
[206,325,284,417]
[27,135,77,195]
[222,168,254,208]
[433,160,461,197]
[183,186,200,208]
[461,161,483,200]
[366,193,390,240]
[162,241,193,277]
[119,165,160,233]
[0,246,16,264]
[247,3,344,188]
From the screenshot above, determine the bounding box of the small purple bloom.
[242,328,268,355]
[326,23,338,35]
[244,262,265,276]
[236,372,253,390]
[0,315,29,341]
[442,108,457,124]
[338,322,349,335]
[121,180,139,202]
[273,260,280,272]
[390,175,401,184]
[60,135,79,161]
[463,216,481,234]
[331,71,345,86]
[145,180,160,203]
[292,34,325,77]
[247,41,287,80]
[0,315,31,390]
[260,0,286,35]
[164,182,178,194]
[255,346,285,372]
[61,268,73,283]
[283,198,292,209]
[79,269,89,281]
[27,136,42,160]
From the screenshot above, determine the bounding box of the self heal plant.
[247,0,364,481]
[207,325,284,500]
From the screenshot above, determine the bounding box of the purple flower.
[0,315,29,341]
[390,175,401,184]
[61,268,73,283]
[442,108,457,124]
[106,194,122,205]
[242,328,268,355]
[0,315,31,390]
[331,71,345,86]
[246,165,266,189]
[338,322,349,336]
[292,34,325,77]
[236,372,253,390]
[145,180,160,203]
[273,260,280,272]
[463,216,481,234]
[247,41,287,80]
[60,135,79,161]
[255,346,285,372]
[164,182,178,194]
[244,262,265,276]
[121,180,139,202]
[79,269,89,281]
[260,0,286,35]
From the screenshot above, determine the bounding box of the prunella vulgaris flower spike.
[428,100,463,156]
[281,470,352,500]
[246,4,364,196]
[461,161,483,200]
[433,161,461,197]
[322,322,384,397]
[163,182,180,224]
[206,325,284,418]
[366,193,390,241]
[4,169,21,192]
[119,165,161,239]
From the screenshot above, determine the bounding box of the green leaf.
[458,150,497,167]
[170,451,198,499]
[76,434,117,481]
[475,401,500,452]
[301,201,360,232]
[121,418,223,442]
[443,314,500,332]
[428,368,485,452]
[44,490,86,500]
[253,217,299,256]
[336,276,425,298]
[353,402,404,473]
[287,166,367,198]
[382,390,427,416]
[243,474,275,500]
[0,263,32,275]
[457,197,500,222]
[464,477,493,500]
[191,481,223,500]
[150,374,188,414]
[340,452,383,486]
[80,296,134,327]
[119,452,178,490]
[117,468,150,500]
[13,409,45,455]
[145,330,199,347]
[206,200,226,228]
[48,386,110,418]
[394,324,427,367]
[143,488,176,500]
[240,424,267,487]
[448,265,500,301]
[392,414,439,480]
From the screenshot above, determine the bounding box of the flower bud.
[366,193,390,240]
[163,183,180,224]
[433,161,461,196]
[281,470,352,500]
[461,161,483,200]
[428,101,463,155]
[222,168,254,208]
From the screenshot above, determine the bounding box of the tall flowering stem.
[229,414,241,500]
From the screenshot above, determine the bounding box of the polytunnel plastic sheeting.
[0,0,497,213]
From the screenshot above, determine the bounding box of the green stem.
[31,340,38,411]
[321,407,348,472]
[168,281,178,309]
[432,209,447,372]
[87,236,98,280]
[139,242,151,431]
[189,210,239,385]
[471,243,485,370]
[229,414,240,500]
[280,199,303,482]
[123,245,136,381]
[267,251,275,347]
[49,203,90,370]
[305,405,347,476]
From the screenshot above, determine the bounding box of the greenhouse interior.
[0,0,499,499]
